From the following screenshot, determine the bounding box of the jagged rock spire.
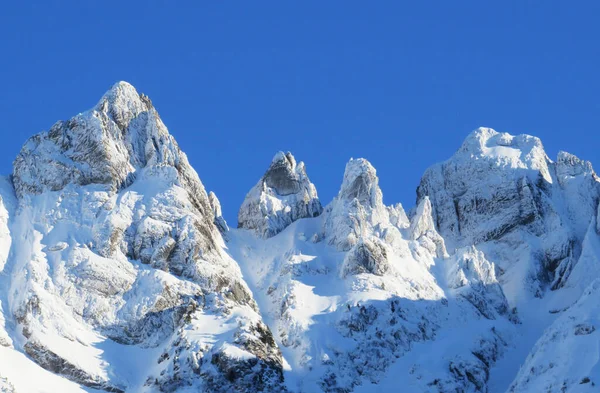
[336,158,383,207]
[209,191,229,234]
[324,158,402,253]
[387,203,409,229]
[238,151,322,238]
[409,196,448,258]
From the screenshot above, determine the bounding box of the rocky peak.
[12,81,193,198]
[324,158,399,251]
[554,150,600,238]
[417,128,600,297]
[387,203,410,229]
[417,128,555,244]
[409,196,447,258]
[337,158,382,207]
[96,81,150,130]
[264,151,302,195]
[556,151,597,183]
[409,196,436,240]
[12,82,225,276]
[5,83,287,392]
[238,151,322,238]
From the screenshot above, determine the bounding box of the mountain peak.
[458,127,547,165]
[271,151,296,168]
[263,151,304,196]
[12,82,194,199]
[324,158,395,251]
[417,128,554,243]
[556,150,595,175]
[94,81,151,131]
[238,151,322,238]
[338,158,380,207]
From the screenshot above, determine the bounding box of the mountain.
[2,82,284,393]
[0,84,599,393]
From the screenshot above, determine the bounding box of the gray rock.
[238,151,322,238]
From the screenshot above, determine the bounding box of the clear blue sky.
[1,2,599,224]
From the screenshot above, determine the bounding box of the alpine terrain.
[0,82,598,393]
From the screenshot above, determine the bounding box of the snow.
[228,153,515,392]
[1,82,285,393]
[0,346,91,393]
[238,151,322,238]
[1,82,600,393]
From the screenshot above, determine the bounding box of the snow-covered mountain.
[0,83,599,393]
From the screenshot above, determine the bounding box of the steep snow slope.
[508,279,600,393]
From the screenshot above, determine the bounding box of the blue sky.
[1,2,599,224]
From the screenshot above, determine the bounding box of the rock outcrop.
[238,151,322,238]
[417,127,600,294]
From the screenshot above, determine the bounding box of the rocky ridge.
[0,85,598,393]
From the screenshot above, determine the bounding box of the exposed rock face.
[417,128,554,244]
[340,238,389,278]
[238,151,322,238]
[417,127,600,293]
[5,82,285,392]
[13,82,221,279]
[23,341,125,393]
[209,191,229,235]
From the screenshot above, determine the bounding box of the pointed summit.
[409,196,448,258]
[324,158,399,251]
[238,151,322,238]
[94,81,151,131]
[98,81,141,105]
[11,81,198,199]
[337,158,382,207]
[409,196,436,240]
[263,151,303,196]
